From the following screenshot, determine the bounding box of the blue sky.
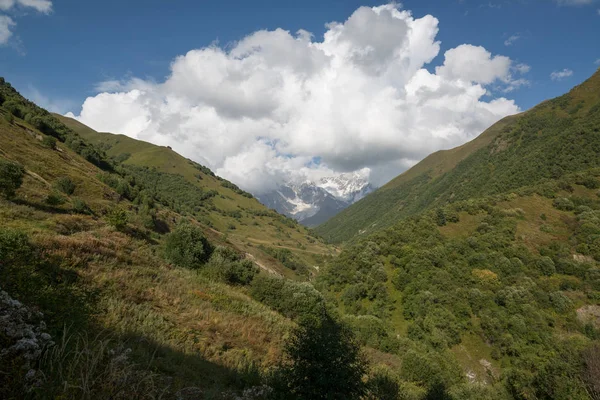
[1,0,598,113]
[1,0,599,191]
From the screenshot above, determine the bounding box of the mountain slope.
[55,114,335,270]
[317,69,600,243]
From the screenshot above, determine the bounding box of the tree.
[164,224,213,269]
[272,313,368,399]
[0,159,25,199]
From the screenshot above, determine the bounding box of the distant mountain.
[257,172,374,226]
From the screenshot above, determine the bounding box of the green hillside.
[317,69,600,243]
[54,114,336,274]
[0,78,339,398]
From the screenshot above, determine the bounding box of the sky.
[1,0,599,193]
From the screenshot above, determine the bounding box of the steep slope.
[317,69,600,243]
[55,114,335,269]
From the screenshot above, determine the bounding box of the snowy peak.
[318,172,373,203]
[256,172,374,226]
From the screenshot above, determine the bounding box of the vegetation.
[271,313,368,399]
[0,159,25,199]
[2,71,600,399]
[164,224,214,268]
[54,176,76,195]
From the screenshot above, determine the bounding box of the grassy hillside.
[0,79,342,398]
[317,69,600,243]
[55,114,336,276]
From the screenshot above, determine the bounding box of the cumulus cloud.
[68,4,524,193]
[550,68,574,80]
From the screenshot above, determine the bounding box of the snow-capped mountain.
[257,173,374,226]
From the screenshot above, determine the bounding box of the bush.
[41,135,57,149]
[553,197,574,211]
[537,256,556,276]
[202,246,258,285]
[106,208,129,231]
[0,229,34,265]
[45,192,66,206]
[4,112,14,124]
[54,177,76,195]
[72,198,91,214]
[164,224,213,269]
[0,159,25,199]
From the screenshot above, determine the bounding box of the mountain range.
[256,172,373,226]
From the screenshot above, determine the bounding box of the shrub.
[41,135,57,150]
[0,229,33,265]
[537,256,556,276]
[45,192,66,206]
[55,177,76,195]
[0,159,25,199]
[553,197,574,211]
[106,208,129,231]
[4,112,14,124]
[72,198,91,214]
[202,246,258,285]
[164,224,213,269]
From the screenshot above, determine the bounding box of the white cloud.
[550,68,573,80]
[595,58,600,65]
[0,0,51,45]
[504,34,520,46]
[0,15,14,44]
[0,0,52,13]
[69,4,522,193]
[435,44,513,84]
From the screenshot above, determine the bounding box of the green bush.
[202,246,258,285]
[55,177,76,195]
[45,192,66,206]
[250,275,325,320]
[537,256,556,276]
[553,197,574,211]
[4,112,14,124]
[72,198,91,214]
[0,159,25,199]
[106,208,129,231]
[42,135,57,149]
[164,224,213,269]
[0,229,33,265]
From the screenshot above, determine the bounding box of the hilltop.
[317,69,600,243]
